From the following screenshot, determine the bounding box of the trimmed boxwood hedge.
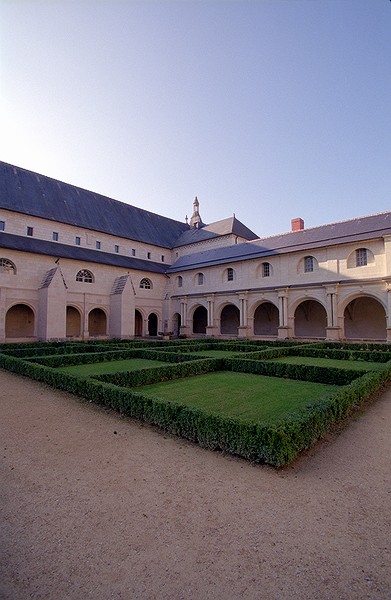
[1,342,390,467]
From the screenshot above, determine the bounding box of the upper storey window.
[197,273,204,285]
[227,268,234,281]
[27,226,33,237]
[177,275,183,288]
[0,258,16,274]
[76,269,94,283]
[0,221,5,231]
[52,232,59,241]
[140,278,152,289]
[75,236,81,245]
[356,248,368,267]
[262,262,271,277]
[304,256,314,273]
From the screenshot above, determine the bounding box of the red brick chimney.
[291,217,304,232]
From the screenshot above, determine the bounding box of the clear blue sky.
[1,0,390,238]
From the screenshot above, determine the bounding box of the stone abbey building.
[0,160,390,343]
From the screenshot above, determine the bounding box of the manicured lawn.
[136,371,337,423]
[57,358,171,377]
[270,355,386,371]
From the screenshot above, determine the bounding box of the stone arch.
[88,308,107,336]
[220,304,240,335]
[134,309,143,336]
[5,304,35,338]
[253,301,279,336]
[344,296,386,340]
[148,312,158,336]
[66,305,81,337]
[193,305,207,334]
[294,299,327,338]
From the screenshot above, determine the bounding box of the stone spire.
[189,196,203,229]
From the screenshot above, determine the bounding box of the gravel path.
[1,369,390,600]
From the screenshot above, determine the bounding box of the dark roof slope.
[0,161,189,248]
[0,232,167,274]
[168,212,391,272]
[174,215,258,247]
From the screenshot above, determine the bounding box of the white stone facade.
[0,164,390,343]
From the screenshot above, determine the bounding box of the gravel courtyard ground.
[0,369,390,600]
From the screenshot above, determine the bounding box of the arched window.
[227,268,234,281]
[177,275,183,288]
[76,269,94,283]
[304,256,314,273]
[197,273,204,285]
[0,258,16,274]
[140,278,152,289]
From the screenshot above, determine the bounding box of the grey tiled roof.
[168,211,391,272]
[0,232,167,274]
[0,161,189,248]
[174,216,258,247]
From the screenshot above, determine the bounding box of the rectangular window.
[161,255,165,262]
[27,226,33,236]
[262,263,270,277]
[75,236,81,246]
[304,256,314,273]
[356,248,368,267]
[96,241,101,250]
[52,232,59,241]
[147,252,151,259]
[132,249,136,256]
[115,244,119,254]
[0,221,5,231]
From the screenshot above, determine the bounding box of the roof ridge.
[249,210,391,244]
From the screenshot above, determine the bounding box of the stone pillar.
[206,294,216,337]
[238,292,249,338]
[325,285,341,341]
[277,289,289,339]
[179,296,189,336]
[386,285,391,342]
[0,287,6,342]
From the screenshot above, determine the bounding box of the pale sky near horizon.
[1,0,390,239]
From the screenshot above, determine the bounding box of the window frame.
[0,258,16,274]
[356,248,368,267]
[140,277,152,289]
[262,262,271,278]
[304,256,314,273]
[76,269,94,283]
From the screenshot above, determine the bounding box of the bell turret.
[189,196,204,229]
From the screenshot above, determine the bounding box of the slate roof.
[168,211,391,272]
[174,216,258,247]
[0,161,189,249]
[0,232,168,274]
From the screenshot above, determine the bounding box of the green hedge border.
[1,348,390,466]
